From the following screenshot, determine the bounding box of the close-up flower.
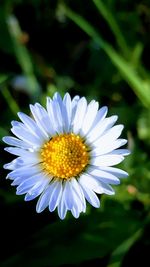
[3,92,130,219]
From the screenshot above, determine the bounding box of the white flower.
[3,92,130,219]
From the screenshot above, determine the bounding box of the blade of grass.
[107,229,142,267]
[0,85,20,116]
[0,126,9,141]
[0,74,8,84]
[6,14,41,101]
[92,0,129,56]
[64,6,150,108]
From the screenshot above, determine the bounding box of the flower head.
[3,92,130,219]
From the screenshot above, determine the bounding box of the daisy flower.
[3,92,130,219]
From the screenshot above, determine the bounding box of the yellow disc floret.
[40,133,89,179]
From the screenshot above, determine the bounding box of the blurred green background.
[0,0,150,266]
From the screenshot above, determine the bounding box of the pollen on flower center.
[40,133,90,179]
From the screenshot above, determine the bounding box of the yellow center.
[40,133,89,179]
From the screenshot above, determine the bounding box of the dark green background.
[0,1,150,266]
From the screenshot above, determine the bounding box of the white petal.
[36,184,52,213]
[72,97,87,134]
[4,147,39,165]
[49,180,63,212]
[98,181,115,195]
[71,95,80,108]
[52,96,64,133]
[71,206,80,219]
[30,104,56,136]
[93,125,124,147]
[7,165,41,180]
[79,174,103,194]
[57,193,67,220]
[3,158,24,170]
[63,93,72,131]
[4,147,37,157]
[53,92,70,132]
[88,106,108,131]
[17,112,48,140]
[71,178,86,212]
[12,176,34,186]
[11,176,26,186]
[2,136,31,149]
[30,104,46,132]
[21,157,40,166]
[69,180,84,213]
[87,167,120,184]
[79,173,115,195]
[71,95,80,122]
[16,173,45,195]
[24,178,49,201]
[91,154,124,167]
[87,116,118,143]
[11,126,43,147]
[99,166,128,178]
[36,103,56,136]
[91,139,127,156]
[63,180,74,210]
[110,149,130,156]
[79,181,100,208]
[53,92,62,102]
[80,100,99,136]
[11,120,23,127]
[46,97,62,133]
[12,171,51,186]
